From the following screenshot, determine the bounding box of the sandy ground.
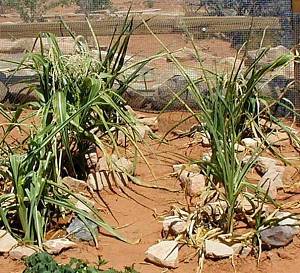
[0,2,299,273]
[0,111,300,273]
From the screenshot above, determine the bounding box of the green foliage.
[0,16,151,246]
[183,51,293,233]
[23,253,139,273]
[146,17,295,234]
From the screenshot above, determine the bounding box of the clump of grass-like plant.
[144,20,298,258]
[0,15,152,247]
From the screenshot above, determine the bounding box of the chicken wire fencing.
[0,0,297,110]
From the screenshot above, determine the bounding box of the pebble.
[0,231,18,253]
[204,240,234,259]
[258,166,285,199]
[162,216,187,235]
[62,176,86,191]
[67,217,98,242]
[10,246,37,260]
[241,138,260,149]
[145,240,179,268]
[43,238,76,254]
[260,226,297,248]
[275,212,299,229]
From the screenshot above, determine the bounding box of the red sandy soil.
[0,111,300,273]
[0,3,299,273]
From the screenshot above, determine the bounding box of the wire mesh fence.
[0,0,297,108]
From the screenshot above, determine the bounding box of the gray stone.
[260,226,297,248]
[246,46,290,68]
[153,75,208,111]
[219,57,245,74]
[123,87,154,110]
[10,246,37,260]
[0,231,18,253]
[145,240,179,268]
[204,240,234,259]
[43,238,76,254]
[67,217,98,242]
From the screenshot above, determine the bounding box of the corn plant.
[0,15,151,246]
[144,21,296,235]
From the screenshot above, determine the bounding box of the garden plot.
[0,14,300,273]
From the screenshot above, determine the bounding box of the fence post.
[293,0,300,113]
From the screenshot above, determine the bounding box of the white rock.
[0,231,18,253]
[234,143,245,152]
[117,130,129,147]
[276,212,299,228]
[187,174,206,197]
[173,164,184,173]
[202,136,210,147]
[87,173,98,190]
[43,238,76,254]
[97,171,109,188]
[163,216,187,235]
[145,241,179,268]
[178,169,206,196]
[259,166,285,199]
[240,246,252,257]
[178,170,192,184]
[232,243,243,255]
[10,246,37,260]
[241,138,260,149]
[96,157,109,171]
[85,152,98,169]
[205,240,234,259]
